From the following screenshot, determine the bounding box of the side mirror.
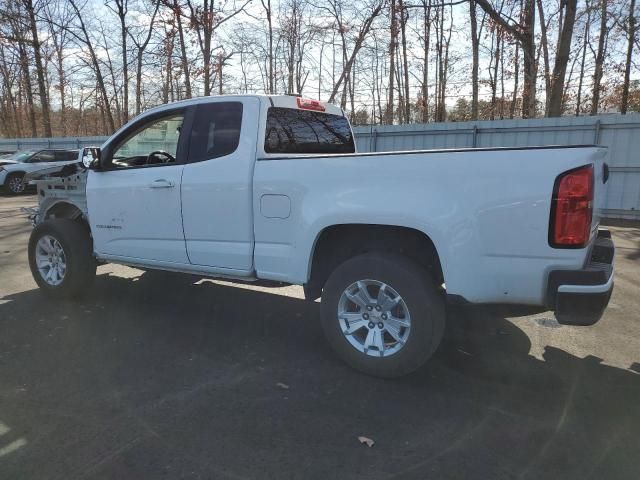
[82,147,101,170]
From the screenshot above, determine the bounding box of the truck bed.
[252,144,608,305]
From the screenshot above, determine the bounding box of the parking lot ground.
[1,193,639,480]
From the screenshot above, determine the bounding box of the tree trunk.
[218,55,223,95]
[17,42,37,136]
[421,0,431,123]
[520,0,537,118]
[261,0,274,94]
[547,0,577,117]
[174,0,192,98]
[132,0,159,114]
[52,35,66,135]
[24,0,52,136]
[435,6,443,121]
[204,1,214,96]
[590,0,607,115]
[536,0,551,115]
[621,0,636,114]
[470,0,479,120]
[576,4,590,116]
[387,0,397,124]
[500,36,505,118]
[399,0,411,123]
[115,0,129,123]
[490,30,501,120]
[136,52,145,112]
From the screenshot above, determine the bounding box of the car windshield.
[3,150,36,162]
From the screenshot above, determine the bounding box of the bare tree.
[475,0,538,118]
[470,0,480,119]
[66,0,116,133]
[620,0,636,113]
[399,0,411,123]
[128,0,160,114]
[107,0,130,123]
[386,0,398,123]
[591,0,608,114]
[261,0,275,93]
[23,0,51,136]
[320,0,384,106]
[186,0,249,96]
[548,0,578,116]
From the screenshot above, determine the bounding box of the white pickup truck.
[26,95,615,377]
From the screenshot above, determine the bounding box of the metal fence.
[1,114,639,219]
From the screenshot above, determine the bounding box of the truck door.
[87,107,190,264]
[180,98,259,273]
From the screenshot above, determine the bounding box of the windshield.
[3,151,36,162]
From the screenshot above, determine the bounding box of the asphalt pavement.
[1,193,639,480]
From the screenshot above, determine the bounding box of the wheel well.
[45,202,86,224]
[5,170,25,179]
[305,224,444,300]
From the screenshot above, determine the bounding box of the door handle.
[148,179,175,188]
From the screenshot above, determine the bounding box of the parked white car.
[26,95,615,377]
[0,149,81,194]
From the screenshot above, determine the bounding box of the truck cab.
[83,96,351,275]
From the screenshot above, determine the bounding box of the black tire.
[28,219,96,299]
[321,252,445,378]
[4,172,26,195]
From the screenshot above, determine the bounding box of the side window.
[264,107,355,154]
[188,102,242,163]
[110,113,184,168]
[55,151,78,162]
[30,151,56,163]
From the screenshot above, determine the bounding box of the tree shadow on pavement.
[0,270,638,480]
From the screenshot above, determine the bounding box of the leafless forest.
[0,0,638,137]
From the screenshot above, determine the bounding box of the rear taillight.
[549,164,594,248]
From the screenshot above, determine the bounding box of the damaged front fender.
[28,163,89,225]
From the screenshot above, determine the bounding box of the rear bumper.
[547,229,614,326]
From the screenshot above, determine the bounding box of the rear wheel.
[320,252,445,378]
[4,172,25,195]
[28,219,96,299]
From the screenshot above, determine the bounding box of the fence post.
[372,128,378,152]
[593,120,601,144]
[472,125,478,148]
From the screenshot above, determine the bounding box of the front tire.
[321,253,445,378]
[4,172,26,195]
[28,219,96,299]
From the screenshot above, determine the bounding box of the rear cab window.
[264,107,355,155]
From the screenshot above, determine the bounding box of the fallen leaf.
[276,382,289,390]
[358,436,375,447]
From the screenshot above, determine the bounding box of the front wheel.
[28,219,96,299]
[320,253,445,378]
[4,172,26,195]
